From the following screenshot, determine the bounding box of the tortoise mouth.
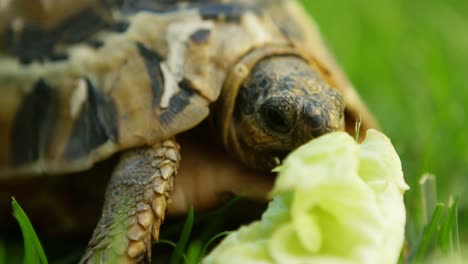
[242,147,290,172]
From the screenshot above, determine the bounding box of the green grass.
[2,0,467,263]
[169,208,194,264]
[408,180,461,263]
[11,198,48,264]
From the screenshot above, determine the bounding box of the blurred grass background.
[2,0,468,262]
[300,0,468,241]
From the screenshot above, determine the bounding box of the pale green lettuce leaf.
[272,132,359,193]
[202,193,292,264]
[203,129,408,264]
[358,130,409,263]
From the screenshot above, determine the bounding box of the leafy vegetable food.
[203,129,409,264]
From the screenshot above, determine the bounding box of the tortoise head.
[230,55,345,171]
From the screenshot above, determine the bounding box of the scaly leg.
[80,139,180,263]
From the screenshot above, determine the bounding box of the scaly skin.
[80,139,180,263]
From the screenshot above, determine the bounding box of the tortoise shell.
[0,0,377,178]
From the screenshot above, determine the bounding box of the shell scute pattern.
[4,7,113,64]
[1,1,242,176]
[11,78,58,165]
[64,78,119,160]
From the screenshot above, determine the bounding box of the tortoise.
[0,0,378,262]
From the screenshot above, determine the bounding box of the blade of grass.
[419,174,437,225]
[158,239,178,249]
[157,239,187,264]
[161,196,243,239]
[194,196,244,223]
[451,199,461,262]
[182,197,243,263]
[199,231,231,258]
[411,203,445,263]
[184,218,223,263]
[11,197,48,264]
[185,240,203,264]
[354,119,361,142]
[398,239,410,264]
[438,196,459,253]
[169,207,194,264]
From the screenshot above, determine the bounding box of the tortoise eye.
[259,101,292,135]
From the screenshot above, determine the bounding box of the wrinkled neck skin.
[229,55,345,172]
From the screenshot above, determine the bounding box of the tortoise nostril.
[309,115,330,138]
[308,114,342,138]
[309,115,324,130]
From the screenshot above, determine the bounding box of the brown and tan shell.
[0,0,377,179]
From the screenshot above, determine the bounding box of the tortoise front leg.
[81,139,180,263]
